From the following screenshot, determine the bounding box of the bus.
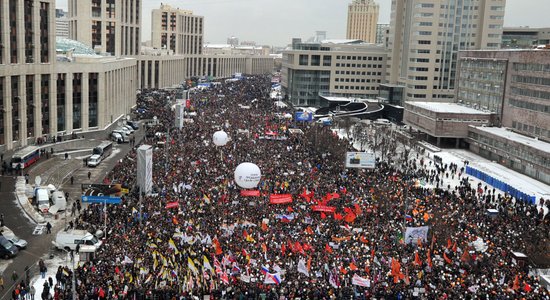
[11,146,41,169]
[92,141,113,160]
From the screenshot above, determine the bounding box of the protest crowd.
[57,75,549,299]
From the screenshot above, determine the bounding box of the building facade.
[457,50,550,142]
[502,27,550,49]
[281,39,387,107]
[376,23,389,45]
[68,0,141,56]
[386,0,506,103]
[151,4,203,55]
[0,0,136,151]
[346,0,379,44]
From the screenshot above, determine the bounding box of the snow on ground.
[30,251,77,298]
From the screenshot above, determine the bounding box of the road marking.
[32,225,45,235]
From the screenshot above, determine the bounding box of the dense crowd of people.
[51,75,548,299]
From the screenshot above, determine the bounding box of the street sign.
[81,195,122,204]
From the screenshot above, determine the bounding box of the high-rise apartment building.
[386,0,505,103]
[346,0,379,43]
[68,0,141,56]
[151,4,203,55]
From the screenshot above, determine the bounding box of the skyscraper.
[386,0,505,102]
[151,4,204,55]
[346,0,379,43]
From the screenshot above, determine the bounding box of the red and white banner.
[240,190,261,197]
[269,194,293,204]
[165,202,179,209]
[311,205,336,213]
[352,274,371,287]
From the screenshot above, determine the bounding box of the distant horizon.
[55,0,550,47]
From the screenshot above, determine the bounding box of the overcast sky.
[56,0,550,47]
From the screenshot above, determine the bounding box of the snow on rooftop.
[408,102,492,114]
[473,126,550,154]
[321,39,363,44]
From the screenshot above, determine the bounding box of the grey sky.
[56,0,550,47]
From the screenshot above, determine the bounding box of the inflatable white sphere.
[213,130,229,146]
[234,163,262,189]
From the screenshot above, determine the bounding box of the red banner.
[312,205,336,213]
[165,202,179,209]
[240,190,261,197]
[269,194,293,204]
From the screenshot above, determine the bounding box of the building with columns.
[151,3,203,55]
[0,0,137,152]
[68,0,141,56]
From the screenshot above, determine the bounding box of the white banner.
[345,152,375,169]
[404,226,429,244]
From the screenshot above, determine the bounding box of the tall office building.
[68,0,141,56]
[151,4,204,55]
[346,0,379,43]
[386,0,505,103]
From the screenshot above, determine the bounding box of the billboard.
[345,152,376,169]
[137,145,153,195]
[295,111,313,122]
[81,195,122,204]
[81,183,129,197]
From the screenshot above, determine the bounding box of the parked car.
[2,232,27,249]
[126,121,139,130]
[35,188,50,213]
[122,125,135,133]
[0,236,18,258]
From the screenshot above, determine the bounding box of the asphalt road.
[0,125,146,300]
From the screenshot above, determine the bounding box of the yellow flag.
[168,238,180,254]
[188,257,199,275]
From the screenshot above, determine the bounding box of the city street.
[0,125,145,300]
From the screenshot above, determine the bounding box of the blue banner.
[295,111,313,122]
[81,195,122,204]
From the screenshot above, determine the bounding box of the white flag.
[297,258,309,277]
[351,274,371,287]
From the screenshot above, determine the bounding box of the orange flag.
[261,243,267,253]
[447,238,452,249]
[414,251,422,266]
[417,238,423,248]
[340,265,348,274]
[513,275,520,290]
[452,241,457,253]
[305,226,314,235]
[349,262,358,271]
[307,256,312,272]
[354,203,362,216]
[427,250,433,268]
[213,237,223,255]
[360,235,369,244]
[443,252,452,264]
[261,221,268,232]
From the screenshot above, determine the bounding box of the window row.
[335,71,382,76]
[335,63,383,68]
[334,86,379,91]
[335,56,383,61]
[335,78,381,83]
[509,98,550,114]
[511,87,550,100]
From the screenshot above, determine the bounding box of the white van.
[35,188,50,213]
[112,130,129,143]
[87,154,101,167]
[50,191,67,211]
[53,229,102,251]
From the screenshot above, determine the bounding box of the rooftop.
[472,126,550,154]
[407,102,492,115]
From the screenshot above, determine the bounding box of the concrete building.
[376,23,389,45]
[56,16,69,38]
[457,50,550,142]
[386,0,505,104]
[68,0,141,56]
[403,102,493,147]
[151,4,203,55]
[346,0,379,44]
[137,54,274,89]
[203,44,270,56]
[281,39,387,107]
[0,0,136,151]
[502,27,550,49]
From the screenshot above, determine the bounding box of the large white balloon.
[234,163,262,189]
[212,130,229,146]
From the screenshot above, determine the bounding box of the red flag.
[213,237,223,255]
[414,251,422,267]
[447,238,452,250]
[165,202,179,209]
[344,212,356,223]
[460,247,470,262]
[261,221,268,232]
[349,262,358,271]
[305,226,314,235]
[286,206,294,212]
[353,203,362,216]
[320,212,327,219]
[294,241,304,254]
[334,213,344,221]
[360,236,369,244]
[452,241,457,253]
[281,243,286,256]
[340,265,348,274]
[325,243,333,254]
[523,282,532,292]
[427,250,433,268]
